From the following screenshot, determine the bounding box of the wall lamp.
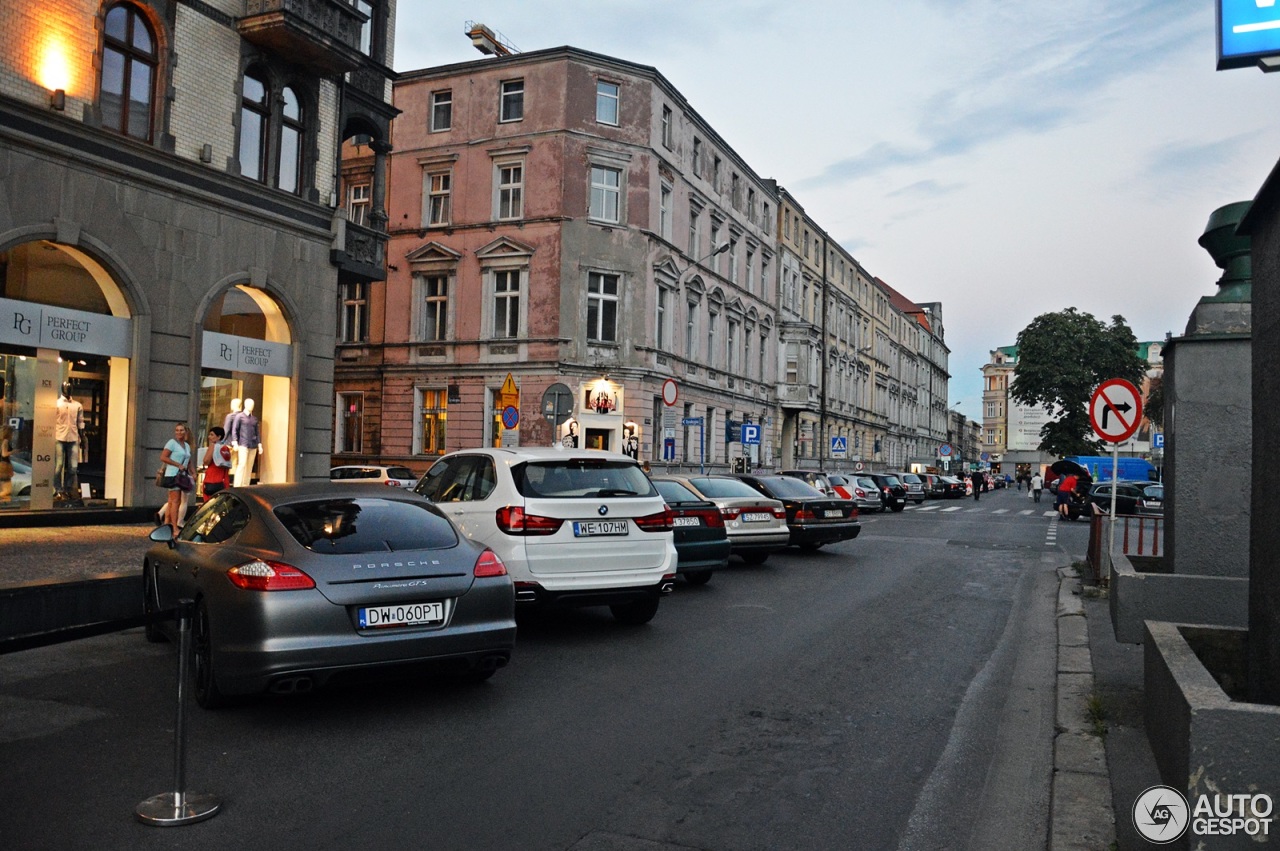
[50,89,66,111]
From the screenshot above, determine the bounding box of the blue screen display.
[1220,0,1280,69]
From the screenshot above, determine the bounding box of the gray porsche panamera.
[143,483,516,708]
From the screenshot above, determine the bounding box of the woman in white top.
[160,422,195,532]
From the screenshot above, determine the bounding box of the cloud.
[887,179,966,199]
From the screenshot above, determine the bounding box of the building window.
[340,281,368,344]
[421,274,448,341]
[427,170,451,226]
[689,207,701,255]
[492,269,522,338]
[237,70,308,194]
[657,287,670,350]
[707,306,720,368]
[728,238,739,283]
[587,272,620,343]
[347,183,370,226]
[692,137,703,176]
[431,89,452,131]
[785,343,799,383]
[759,331,768,379]
[596,80,620,125]
[727,319,738,372]
[238,71,269,183]
[100,3,157,142]
[661,105,673,148]
[500,79,524,122]
[659,183,673,241]
[746,249,755,293]
[418,388,447,456]
[686,299,698,358]
[335,392,363,453]
[495,162,524,220]
[355,0,373,55]
[712,155,721,191]
[278,87,303,194]
[589,165,622,223]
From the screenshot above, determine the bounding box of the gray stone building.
[0,0,396,514]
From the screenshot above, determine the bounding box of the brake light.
[384,480,400,486]
[794,507,816,521]
[495,505,563,535]
[227,560,315,591]
[473,549,507,577]
[772,507,787,519]
[720,507,741,520]
[699,508,725,528]
[635,507,673,532]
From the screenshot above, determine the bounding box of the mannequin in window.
[222,398,242,442]
[231,397,262,486]
[55,382,85,499]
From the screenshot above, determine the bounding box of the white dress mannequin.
[232,398,262,487]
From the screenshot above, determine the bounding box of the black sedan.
[936,476,966,498]
[735,474,860,550]
[866,473,908,512]
[651,478,731,585]
[1086,480,1164,516]
[143,483,517,708]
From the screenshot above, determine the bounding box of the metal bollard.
[135,598,221,826]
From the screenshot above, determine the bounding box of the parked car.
[893,472,927,504]
[413,447,676,624]
[653,475,789,565]
[734,474,860,550]
[330,465,418,488]
[823,473,856,500]
[142,484,517,708]
[866,473,908,512]
[936,476,966,498]
[918,473,943,498]
[778,469,835,497]
[849,476,885,513]
[650,478,731,585]
[1086,481,1164,517]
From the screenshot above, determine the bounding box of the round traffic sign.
[1089,379,1142,443]
[501,405,520,430]
[661,378,678,407]
[939,443,952,457]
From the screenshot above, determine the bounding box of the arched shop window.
[0,241,134,509]
[199,285,293,486]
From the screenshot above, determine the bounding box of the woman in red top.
[199,426,232,501]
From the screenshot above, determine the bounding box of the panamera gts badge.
[598,505,609,516]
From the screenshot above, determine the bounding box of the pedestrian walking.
[971,469,985,501]
[1031,471,1044,503]
[158,422,195,533]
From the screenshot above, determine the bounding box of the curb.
[1049,566,1116,851]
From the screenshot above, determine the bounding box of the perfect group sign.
[1219,0,1280,69]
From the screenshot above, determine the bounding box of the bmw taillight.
[473,549,507,577]
[495,506,563,535]
[634,507,673,532]
[227,560,315,591]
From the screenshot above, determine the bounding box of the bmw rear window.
[274,497,458,554]
[513,460,657,499]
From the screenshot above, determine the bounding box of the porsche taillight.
[227,560,315,591]
[473,549,508,577]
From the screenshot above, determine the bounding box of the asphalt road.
[0,488,1090,850]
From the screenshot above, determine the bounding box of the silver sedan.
[652,474,790,564]
[143,483,516,708]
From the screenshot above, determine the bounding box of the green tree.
[1010,308,1145,457]
[1144,376,1164,430]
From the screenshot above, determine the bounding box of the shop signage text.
[202,331,291,377]
[1,297,132,358]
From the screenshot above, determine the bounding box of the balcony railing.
[238,0,365,75]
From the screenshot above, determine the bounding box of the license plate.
[359,601,444,629]
[824,510,843,518]
[742,512,772,522]
[573,520,630,537]
[672,516,701,527]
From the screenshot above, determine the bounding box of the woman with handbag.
[159,422,195,532]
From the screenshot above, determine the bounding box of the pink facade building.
[335,47,780,471]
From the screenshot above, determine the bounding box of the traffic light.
[733,457,748,474]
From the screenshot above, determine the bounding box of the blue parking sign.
[1153,432,1164,449]
[741,423,761,445]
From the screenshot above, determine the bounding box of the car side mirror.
[149,525,175,547]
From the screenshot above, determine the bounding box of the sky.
[392,0,1280,418]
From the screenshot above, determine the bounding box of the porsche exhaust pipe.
[269,676,314,694]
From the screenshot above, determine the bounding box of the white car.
[330,464,418,488]
[412,447,677,624]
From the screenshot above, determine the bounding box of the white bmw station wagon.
[413,447,677,625]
